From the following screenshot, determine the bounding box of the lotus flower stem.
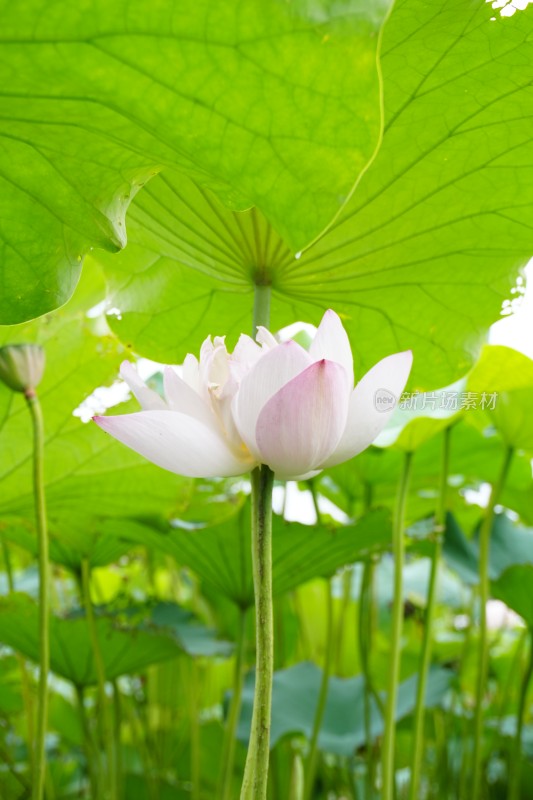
[304,582,333,799]
[409,426,451,800]
[508,626,533,800]
[240,464,275,800]
[382,449,414,800]
[240,280,274,798]
[219,607,248,800]
[360,556,383,798]
[81,558,117,800]
[304,481,334,799]
[252,284,271,334]
[358,483,382,798]
[472,445,514,800]
[26,391,49,800]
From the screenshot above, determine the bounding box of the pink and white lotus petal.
[120,361,167,411]
[320,351,413,469]
[93,411,254,478]
[255,359,350,479]
[163,367,217,429]
[309,309,354,389]
[233,340,312,457]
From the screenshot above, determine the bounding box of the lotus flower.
[94,311,412,480]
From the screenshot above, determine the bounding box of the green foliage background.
[1,1,533,798]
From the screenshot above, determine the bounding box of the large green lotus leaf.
[468,346,533,395]
[98,2,533,388]
[0,0,393,324]
[0,594,205,686]
[501,484,533,527]
[443,513,533,586]
[488,388,533,453]
[105,507,392,608]
[237,661,453,754]
[492,565,533,628]
[467,345,533,451]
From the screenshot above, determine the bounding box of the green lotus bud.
[0,344,45,394]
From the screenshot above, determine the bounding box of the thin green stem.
[76,685,100,799]
[472,446,514,800]
[381,450,414,800]
[289,753,305,800]
[219,607,248,800]
[335,567,352,672]
[190,660,201,800]
[359,484,381,799]
[409,427,451,800]
[304,582,334,800]
[508,627,533,800]
[240,465,275,800]
[497,629,528,738]
[26,392,49,800]
[112,680,122,800]
[457,593,475,800]
[303,481,335,798]
[360,558,381,799]
[252,284,271,334]
[81,558,116,800]
[124,693,158,800]
[2,539,35,775]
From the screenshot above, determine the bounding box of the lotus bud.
[0,344,45,394]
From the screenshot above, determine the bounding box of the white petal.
[120,361,167,411]
[93,410,254,478]
[256,326,278,349]
[233,340,311,456]
[232,333,262,364]
[309,309,354,389]
[255,359,349,479]
[320,351,413,468]
[182,353,201,393]
[229,334,263,382]
[163,367,218,429]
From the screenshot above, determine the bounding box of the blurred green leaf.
[493,565,533,628]
[237,661,453,754]
[468,345,533,452]
[0,594,221,686]
[0,657,24,717]
[468,346,533,395]
[489,389,533,453]
[48,693,83,748]
[108,506,392,607]
[443,513,533,586]
[145,602,233,658]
